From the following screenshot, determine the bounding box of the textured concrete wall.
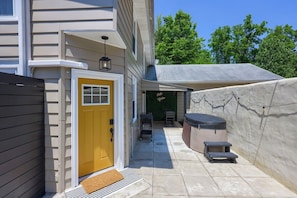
[189,78,297,193]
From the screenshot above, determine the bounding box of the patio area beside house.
[125,122,297,198]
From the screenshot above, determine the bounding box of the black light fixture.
[99,36,111,71]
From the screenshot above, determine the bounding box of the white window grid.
[82,84,110,106]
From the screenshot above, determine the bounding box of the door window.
[82,84,110,105]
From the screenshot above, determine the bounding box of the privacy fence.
[0,72,45,197]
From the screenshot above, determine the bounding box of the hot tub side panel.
[190,128,227,153]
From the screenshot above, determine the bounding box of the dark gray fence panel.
[0,72,45,198]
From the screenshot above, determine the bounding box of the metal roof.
[146,63,283,84]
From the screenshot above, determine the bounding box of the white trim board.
[71,69,124,188]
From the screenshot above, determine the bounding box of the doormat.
[66,168,143,198]
[81,169,124,194]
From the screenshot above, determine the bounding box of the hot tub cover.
[184,113,226,129]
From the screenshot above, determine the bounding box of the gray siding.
[0,22,19,73]
[33,67,67,193]
[118,0,146,162]
[31,0,115,60]
[0,22,19,59]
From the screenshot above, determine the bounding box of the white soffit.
[65,30,127,49]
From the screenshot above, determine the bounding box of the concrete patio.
[126,122,297,198]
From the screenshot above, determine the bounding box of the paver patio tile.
[231,164,269,177]
[153,159,180,175]
[174,151,200,161]
[153,144,173,153]
[178,161,209,176]
[154,151,175,160]
[128,123,297,198]
[129,159,154,175]
[134,142,153,152]
[153,175,187,196]
[204,163,239,177]
[183,175,223,197]
[213,176,260,197]
[133,151,153,160]
[138,174,153,196]
[244,177,297,197]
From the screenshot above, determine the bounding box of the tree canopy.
[255,25,297,77]
[209,14,268,64]
[155,10,212,64]
[155,11,297,77]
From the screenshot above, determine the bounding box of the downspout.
[18,0,27,76]
[24,0,33,77]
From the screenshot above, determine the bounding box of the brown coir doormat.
[81,169,124,194]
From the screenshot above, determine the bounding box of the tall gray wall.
[188,78,297,193]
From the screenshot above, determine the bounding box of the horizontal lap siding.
[31,0,114,60]
[33,68,61,192]
[0,22,18,59]
[117,0,146,164]
[34,67,72,192]
[0,72,45,197]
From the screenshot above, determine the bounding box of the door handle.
[110,128,114,142]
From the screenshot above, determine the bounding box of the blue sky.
[154,0,297,44]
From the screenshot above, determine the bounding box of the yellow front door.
[78,78,114,177]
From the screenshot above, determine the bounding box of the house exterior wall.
[32,67,69,193]
[31,0,150,194]
[1,0,153,194]
[189,78,297,193]
[31,0,115,60]
[117,0,146,161]
[30,0,118,193]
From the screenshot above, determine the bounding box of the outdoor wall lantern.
[99,36,112,71]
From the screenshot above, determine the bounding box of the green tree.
[256,25,297,77]
[208,26,233,63]
[232,15,267,63]
[209,14,268,64]
[155,10,211,64]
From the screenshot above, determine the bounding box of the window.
[0,0,14,16]
[82,84,110,105]
[132,77,137,122]
[132,20,138,58]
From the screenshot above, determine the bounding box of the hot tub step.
[204,141,232,147]
[206,152,238,163]
[204,141,238,163]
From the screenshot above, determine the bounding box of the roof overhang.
[142,79,192,92]
[64,30,127,49]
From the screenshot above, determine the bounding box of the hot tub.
[182,113,227,153]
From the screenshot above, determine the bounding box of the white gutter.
[28,60,88,76]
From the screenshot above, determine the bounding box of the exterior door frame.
[71,69,124,188]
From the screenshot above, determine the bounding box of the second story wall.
[31,0,116,60]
